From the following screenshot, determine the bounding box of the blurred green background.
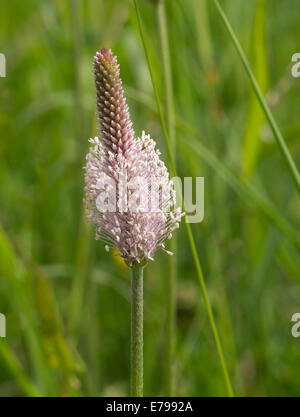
[0,0,300,397]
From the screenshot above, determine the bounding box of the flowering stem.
[156,0,177,396]
[166,253,176,395]
[130,264,144,397]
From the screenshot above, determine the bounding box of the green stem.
[133,0,234,397]
[213,0,300,196]
[130,264,144,397]
[166,251,176,395]
[156,0,176,396]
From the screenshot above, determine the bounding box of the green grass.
[0,0,299,396]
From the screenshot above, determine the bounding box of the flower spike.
[84,48,184,266]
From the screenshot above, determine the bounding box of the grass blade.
[0,225,53,394]
[177,121,300,250]
[0,340,41,397]
[213,0,300,195]
[68,0,93,339]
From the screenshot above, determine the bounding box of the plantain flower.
[84,48,183,266]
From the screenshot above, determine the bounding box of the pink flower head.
[84,48,184,266]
